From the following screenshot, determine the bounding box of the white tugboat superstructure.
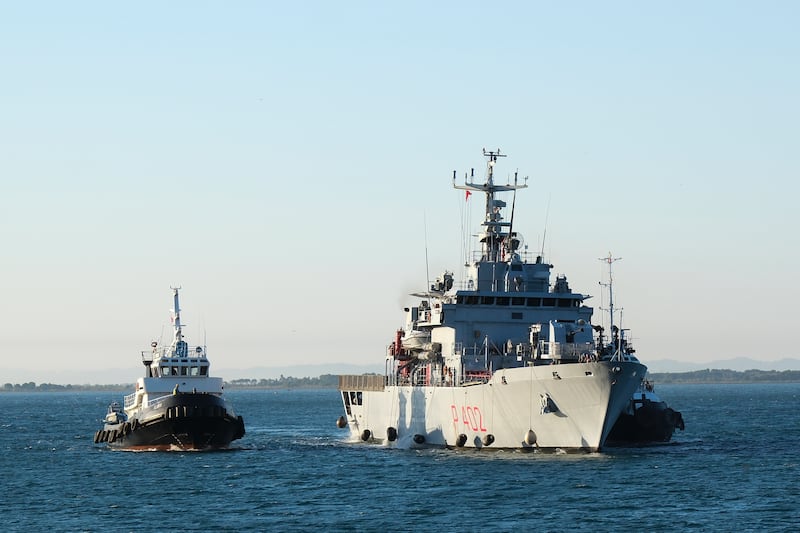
[338,149,647,451]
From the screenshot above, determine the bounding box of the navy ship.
[337,149,648,451]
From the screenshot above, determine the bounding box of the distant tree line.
[1,382,131,392]
[3,369,799,392]
[225,374,340,389]
[649,369,800,384]
[1,374,342,392]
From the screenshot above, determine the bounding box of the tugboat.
[591,254,686,446]
[606,379,685,445]
[337,149,647,451]
[94,288,245,450]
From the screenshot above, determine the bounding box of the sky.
[2,1,799,383]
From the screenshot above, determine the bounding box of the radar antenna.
[598,254,622,358]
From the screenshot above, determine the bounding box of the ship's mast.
[599,254,622,355]
[170,286,184,352]
[453,149,528,263]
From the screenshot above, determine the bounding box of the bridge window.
[481,296,495,305]
[527,298,541,307]
[496,297,509,306]
[542,298,555,307]
[512,297,525,306]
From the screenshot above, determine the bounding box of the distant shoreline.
[2,369,800,392]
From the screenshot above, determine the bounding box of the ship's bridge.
[142,341,210,378]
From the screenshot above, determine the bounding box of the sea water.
[0,383,798,532]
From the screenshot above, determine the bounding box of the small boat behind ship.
[607,378,685,445]
[93,288,245,451]
[584,256,686,446]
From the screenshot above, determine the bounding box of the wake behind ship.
[338,149,647,451]
[94,288,245,451]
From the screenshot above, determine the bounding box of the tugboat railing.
[125,391,172,410]
[124,392,137,409]
[125,391,213,410]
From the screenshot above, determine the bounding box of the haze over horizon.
[4,356,800,386]
[2,2,798,381]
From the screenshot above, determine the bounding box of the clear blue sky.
[2,1,798,382]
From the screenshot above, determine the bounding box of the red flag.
[465,190,471,201]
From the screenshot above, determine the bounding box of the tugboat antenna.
[423,211,431,303]
[598,253,622,357]
[540,195,551,259]
[169,286,184,352]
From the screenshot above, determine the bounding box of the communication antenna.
[539,194,551,258]
[424,211,431,303]
[598,253,622,357]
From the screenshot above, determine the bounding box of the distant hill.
[644,357,800,373]
[649,368,800,384]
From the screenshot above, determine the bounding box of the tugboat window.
[200,366,208,376]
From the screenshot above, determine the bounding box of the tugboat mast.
[599,253,622,356]
[170,286,187,357]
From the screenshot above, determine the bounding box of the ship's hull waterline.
[95,393,245,451]
[341,360,646,451]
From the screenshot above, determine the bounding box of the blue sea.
[1,384,798,532]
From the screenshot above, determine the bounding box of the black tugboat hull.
[95,393,245,451]
[606,401,684,445]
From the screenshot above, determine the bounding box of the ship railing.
[461,370,491,385]
[338,374,385,392]
[539,341,595,361]
[124,391,194,411]
[123,392,137,409]
[142,344,208,362]
[463,249,540,265]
